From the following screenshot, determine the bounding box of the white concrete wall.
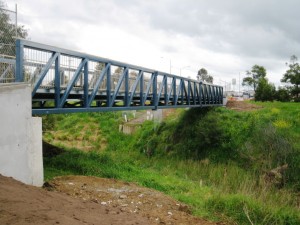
[0,83,43,186]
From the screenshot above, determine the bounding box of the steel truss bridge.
[0,39,223,114]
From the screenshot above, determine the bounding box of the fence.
[0,5,17,83]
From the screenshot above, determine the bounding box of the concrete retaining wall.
[0,83,43,186]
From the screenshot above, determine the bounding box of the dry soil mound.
[0,174,218,225]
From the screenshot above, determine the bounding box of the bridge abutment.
[0,83,43,186]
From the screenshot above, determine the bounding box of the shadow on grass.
[43,141,65,158]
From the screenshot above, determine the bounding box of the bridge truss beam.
[14,39,223,115]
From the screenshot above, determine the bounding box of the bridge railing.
[15,39,223,114]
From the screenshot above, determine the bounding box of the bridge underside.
[32,88,223,114]
[1,40,223,114]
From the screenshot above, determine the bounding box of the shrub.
[255,78,276,101]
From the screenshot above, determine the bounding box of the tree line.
[242,56,300,102]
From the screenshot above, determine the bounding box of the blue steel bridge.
[1,39,223,115]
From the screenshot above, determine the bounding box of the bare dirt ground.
[226,100,263,111]
[0,174,219,225]
[0,175,151,225]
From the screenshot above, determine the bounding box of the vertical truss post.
[213,86,216,104]
[207,85,210,104]
[106,65,111,107]
[215,87,218,104]
[199,82,203,106]
[180,79,184,105]
[54,53,61,108]
[218,87,220,104]
[211,86,214,104]
[187,80,191,105]
[164,75,168,105]
[196,83,199,105]
[172,77,177,105]
[124,68,129,107]
[193,82,197,105]
[16,39,24,82]
[208,85,212,104]
[203,84,207,105]
[204,84,207,104]
[173,77,176,105]
[83,61,89,107]
[221,86,223,104]
[152,72,158,109]
[140,71,144,106]
[217,87,220,104]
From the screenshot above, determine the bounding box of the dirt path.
[226,100,263,111]
[0,174,219,225]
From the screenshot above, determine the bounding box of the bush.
[275,87,291,102]
[255,78,276,101]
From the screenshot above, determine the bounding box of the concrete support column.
[0,83,43,186]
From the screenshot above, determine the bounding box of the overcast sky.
[5,0,300,89]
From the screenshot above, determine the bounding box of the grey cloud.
[19,0,300,59]
[133,0,300,60]
[162,44,178,53]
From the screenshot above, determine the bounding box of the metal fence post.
[15,39,23,82]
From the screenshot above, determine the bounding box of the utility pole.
[15,4,18,38]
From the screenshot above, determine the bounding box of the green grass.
[43,102,300,224]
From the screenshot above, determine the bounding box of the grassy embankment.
[43,101,300,225]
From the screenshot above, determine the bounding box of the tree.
[197,68,213,83]
[0,1,28,56]
[95,62,105,72]
[242,65,266,91]
[275,87,291,102]
[254,77,276,101]
[281,55,300,101]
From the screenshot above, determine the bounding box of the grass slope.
[43,102,300,225]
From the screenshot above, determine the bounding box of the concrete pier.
[0,83,43,186]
